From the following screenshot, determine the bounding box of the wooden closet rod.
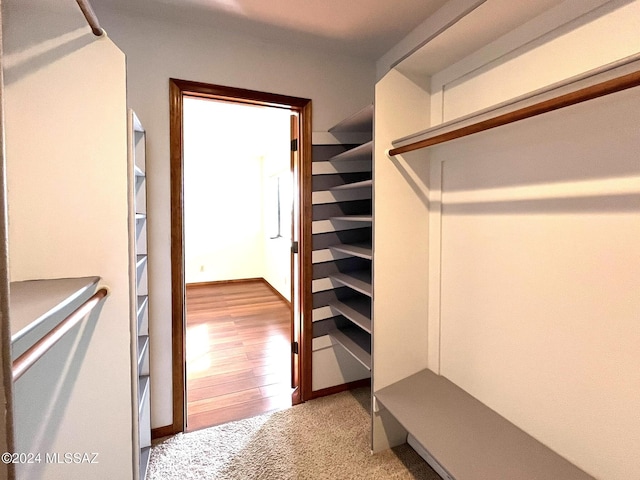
[388,69,640,156]
[76,0,104,37]
[12,287,109,381]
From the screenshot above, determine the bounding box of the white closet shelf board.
[329,297,371,333]
[138,375,150,414]
[330,270,372,297]
[375,369,594,480]
[329,105,374,134]
[329,141,373,162]
[393,0,566,79]
[137,336,149,371]
[132,112,145,133]
[331,179,373,190]
[329,242,373,260]
[10,276,100,359]
[329,327,371,370]
[331,215,372,223]
[140,448,151,480]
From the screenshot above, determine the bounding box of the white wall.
[261,130,293,301]
[183,97,291,300]
[93,5,376,429]
[184,98,265,284]
[4,1,132,478]
[433,88,640,479]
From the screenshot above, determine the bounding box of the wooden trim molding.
[186,278,263,288]
[167,79,186,437]
[168,78,312,435]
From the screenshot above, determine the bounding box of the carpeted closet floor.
[149,388,440,479]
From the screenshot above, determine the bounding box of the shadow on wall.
[4,1,94,86]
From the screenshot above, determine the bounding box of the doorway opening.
[169,79,312,434]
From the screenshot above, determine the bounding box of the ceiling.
[93,0,451,58]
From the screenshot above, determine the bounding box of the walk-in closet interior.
[1,0,638,479]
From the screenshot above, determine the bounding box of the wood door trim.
[165,78,312,437]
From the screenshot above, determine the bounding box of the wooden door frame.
[166,78,312,436]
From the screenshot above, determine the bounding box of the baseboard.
[259,278,291,306]
[151,424,180,440]
[309,378,371,400]
[186,278,263,288]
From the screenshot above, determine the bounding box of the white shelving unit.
[324,105,374,374]
[128,110,150,480]
[309,104,374,393]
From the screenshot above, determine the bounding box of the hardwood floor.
[185,280,293,431]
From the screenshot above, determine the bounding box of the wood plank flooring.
[186,280,293,432]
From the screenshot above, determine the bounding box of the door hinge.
[291,241,299,254]
[292,341,299,355]
[291,138,298,152]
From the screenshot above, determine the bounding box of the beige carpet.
[148,388,441,479]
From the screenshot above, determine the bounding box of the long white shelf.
[140,447,151,480]
[375,369,594,480]
[137,335,149,372]
[331,215,372,223]
[10,277,100,360]
[329,243,372,260]
[330,179,373,190]
[138,375,150,415]
[329,297,371,333]
[329,141,373,162]
[328,327,371,370]
[330,270,372,297]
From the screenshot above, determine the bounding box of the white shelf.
[138,375,150,415]
[329,242,372,260]
[330,179,372,190]
[329,298,371,333]
[331,215,372,223]
[375,369,594,480]
[330,270,372,297]
[139,447,150,480]
[328,141,373,162]
[329,327,371,370]
[10,277,100,360]
[137,295,149,334]
[137,335,149,372]
[134,165,145,177]
[136,255,147,270]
